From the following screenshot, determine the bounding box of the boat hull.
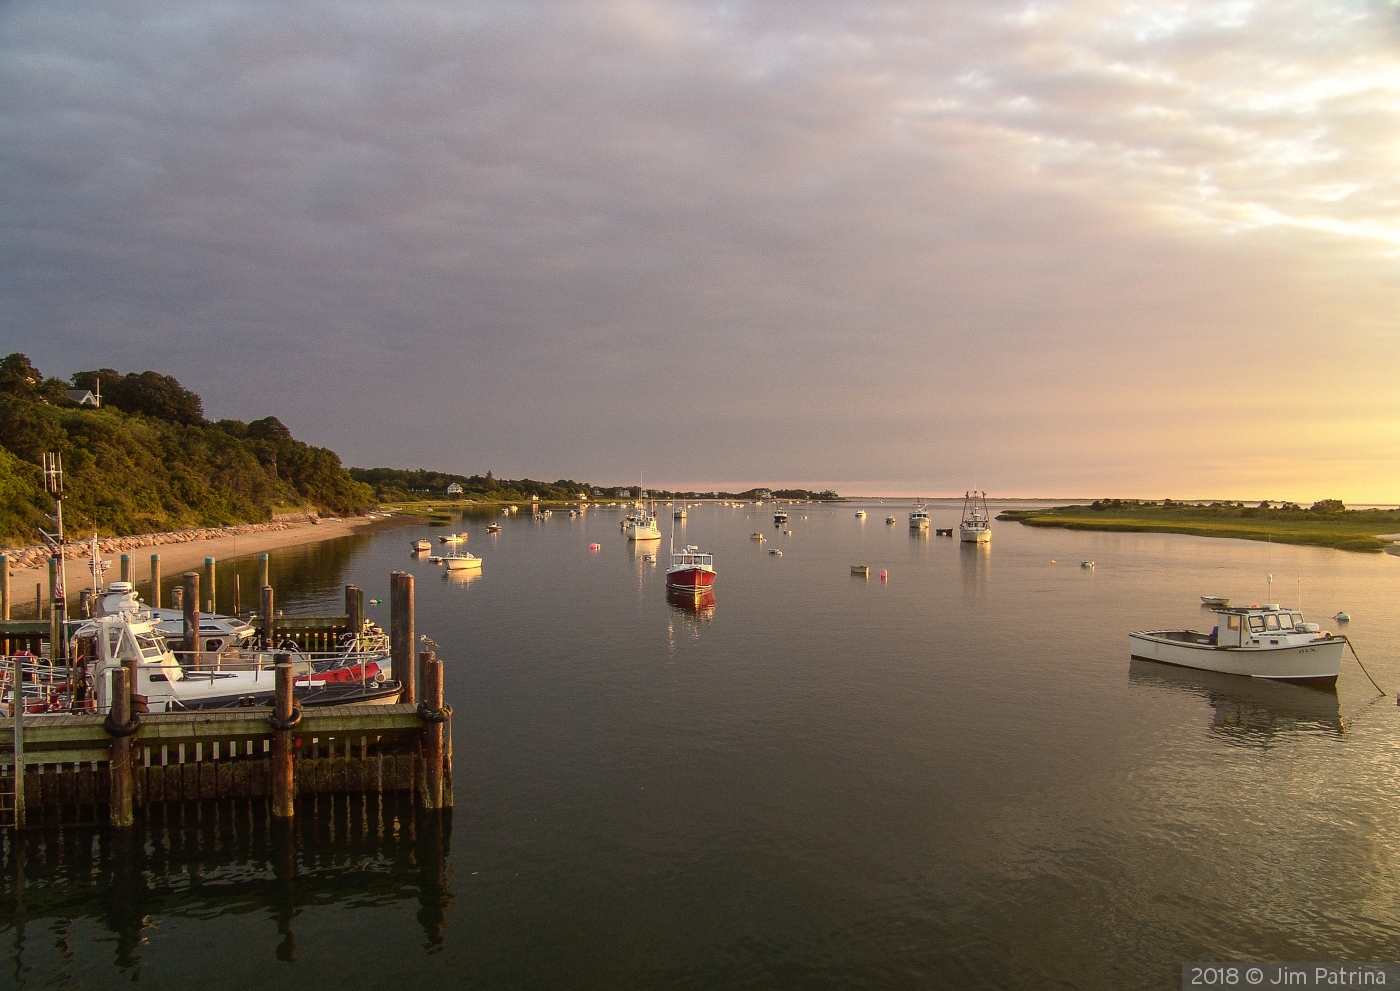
[666,567,716,592]
[960,525,991,542]
[443,556,481,570]
[627,524,662,540]
[1128,631,1343,683]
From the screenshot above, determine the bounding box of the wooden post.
[119,553,130,583]
[419,652,444,810]
[182,572,200,655]
[149,554,161,608]
[390,572,415,704]
[261,585,275,649]
[48,556,61,658]
[79,588,93,619]
[108,666,134,828]
[258,553,270,595]
[233,574,242,617]
[1,554,9,621]
[345,585,363,643]
[272,657,295,818]
[11,656,24,829]
[204,557,216,614]
[35,582,42,622]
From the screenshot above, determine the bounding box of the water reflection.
[443,568,483,586]
[667,588,716,621]
[0,798,453,978]
[1128,659,1344,740]
[959,539,991,600]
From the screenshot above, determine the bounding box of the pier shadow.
[0,796,453,977]
[1128,658,1344,741]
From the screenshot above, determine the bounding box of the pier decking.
[0,566,451,831]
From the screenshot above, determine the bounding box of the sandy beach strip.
[3,515,408,616]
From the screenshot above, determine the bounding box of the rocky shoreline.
[1,518,323,571]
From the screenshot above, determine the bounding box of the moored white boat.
[909,502,930,530]
[412,538,433,552]
[959,490,991,543]
[1129,603,1344,684]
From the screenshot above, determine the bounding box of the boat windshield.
[1264,615,1280,631]
[1278,614,1295,630]
[134,632,166,658]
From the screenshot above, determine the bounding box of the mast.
[39,452,68,664]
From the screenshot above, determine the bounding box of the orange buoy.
[589,543,601,552]
[880,569,888,582]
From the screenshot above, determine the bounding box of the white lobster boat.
[1129,603,1344,684]
[960,490,992,543]
[70,585,401,712]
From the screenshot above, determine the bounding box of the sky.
[2,1,1398,501]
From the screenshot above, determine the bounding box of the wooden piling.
[261,585,275,649]
[272,657,295,818]
[79,588,93,619]
[48,556,61,656]
[1,554,9,621]
[11,657,24,829]
[120,553,130,583]
[204,557,216,614]
[346,585,363,642]
[391,572,415,704]
[258,554,270,595]
[419,652,444,810]
[182,572,200,654]
[150,554,161,608]
[108,667,134,828]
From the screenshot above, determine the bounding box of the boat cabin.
[1211,604,1321,648]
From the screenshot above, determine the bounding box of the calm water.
[6,500,1400,990]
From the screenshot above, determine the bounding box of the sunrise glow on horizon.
[3,1,1397,500]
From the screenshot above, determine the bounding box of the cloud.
[2,0,1397,498]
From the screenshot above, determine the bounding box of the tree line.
[0,353,374,544]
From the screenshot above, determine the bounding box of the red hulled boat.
[666,543,716,593]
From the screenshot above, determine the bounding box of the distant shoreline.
[998,504,1400,554]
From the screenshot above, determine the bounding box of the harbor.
[3,502,1399,987]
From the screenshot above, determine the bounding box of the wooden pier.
[0,566,451,831]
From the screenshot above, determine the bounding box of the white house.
[66,389,99,407]
[446,482,463,496]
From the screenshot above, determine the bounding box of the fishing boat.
[674,507,687,520]
[69,588,401,711]
[774,508,789,525]
[1129,603,1344,684]
[439,532,468,544]
[886,517,897,525]
[412,538,433,552]
[909,502,930,530]
[487,522,502,533]
[626,510,662,541]
[666,543,716,593]
[959,491,992,543]
[855,510,867,519]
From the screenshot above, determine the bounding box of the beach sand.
[4,515,407,617]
